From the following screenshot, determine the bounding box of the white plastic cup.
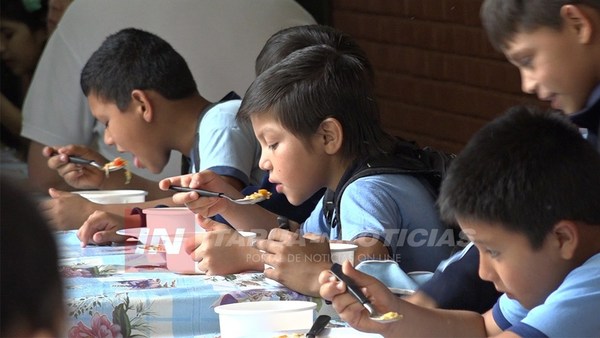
[329,242,358,265]
[214,300,316,337]
[73,189,147,204]
[238,231,257,246]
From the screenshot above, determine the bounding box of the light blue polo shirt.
[302,174,453,272]
[493,253,600,337]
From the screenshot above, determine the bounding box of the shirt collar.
[569,83,600,132]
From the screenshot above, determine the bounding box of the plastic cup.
[142,207,202,274]
[329,242,358,265]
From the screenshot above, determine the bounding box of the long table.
[56,230,330,337]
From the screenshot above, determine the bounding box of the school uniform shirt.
[188,97,263,187]
[493,253,600,337]
[570,83,600,153]
[302,174,453,272]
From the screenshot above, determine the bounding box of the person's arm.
[28,141,74,192]
[187,225,264,275]
[319,261,502,337]
[159,171,280,231]
[41,144,172,199]
[255,228,332,297]
[39,188,178,230]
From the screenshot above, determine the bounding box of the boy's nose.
[103,129,114,146]
[478,253,497,283]
[258,153,271,172]
[520,70,537,95]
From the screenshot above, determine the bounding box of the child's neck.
[573,223,600,265]
[171,94,211,155]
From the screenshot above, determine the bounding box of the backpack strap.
[323,141,456,234]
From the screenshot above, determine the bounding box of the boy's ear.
[551,220,579,260]
[131,89,153,122]
[317,118,343,155]
[561,4,594,44]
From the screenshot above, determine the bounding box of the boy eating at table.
[56,27,263,243]
[160,26,452,296]
[404,0,600,314]
[319,106,600,337]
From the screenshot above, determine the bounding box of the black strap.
[323,140,455,233]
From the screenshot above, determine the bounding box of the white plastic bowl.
[73,190,147,204]
[214,300,316,337]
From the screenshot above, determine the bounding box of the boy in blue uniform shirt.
[407,0,600,313]
[61,28,263,244]
[160,26,452,296]
[320,106,600,337]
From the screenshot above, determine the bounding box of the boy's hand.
[43,144,108,190]
[77,210,127,247]
[255,228,331,296]
[186,228,263,275]
[39,188,99,230]
[159,171,247,225]
[319,260,398,334]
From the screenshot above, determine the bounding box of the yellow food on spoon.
[244,189,272,200]
[376,311,401,320]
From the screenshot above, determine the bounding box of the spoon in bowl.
[168,185,270,205]
[329,263,402,323]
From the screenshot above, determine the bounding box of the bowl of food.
[72,189,147,204]
[214,300,317,337]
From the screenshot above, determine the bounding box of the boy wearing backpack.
[320,106,600,337]
[160,26,453,296]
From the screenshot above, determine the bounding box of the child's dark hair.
[80,28,198,111]
[238,44,396,160]
[1,176,64,336]
[481,0,600,50]
[255,24,374,84]
[439,106,600,249]
[0,0,48,31]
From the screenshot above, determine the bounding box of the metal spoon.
[329,263,401,323]
[168,185,267,205]
[67,156,124,172]
[306,314,330,338]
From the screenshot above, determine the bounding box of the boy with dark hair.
[320,106,600,337]
[161,26,452,296]
[481,0,600,149]
[53,28,263,244]
[409,0,600,313]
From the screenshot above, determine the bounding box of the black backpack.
[323,139,456,232]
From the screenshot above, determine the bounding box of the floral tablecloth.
[56,230,328,337]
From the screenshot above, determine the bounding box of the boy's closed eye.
[485,248,500,258]
[268,142,279,151]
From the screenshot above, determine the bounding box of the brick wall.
[330,0,544,153]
